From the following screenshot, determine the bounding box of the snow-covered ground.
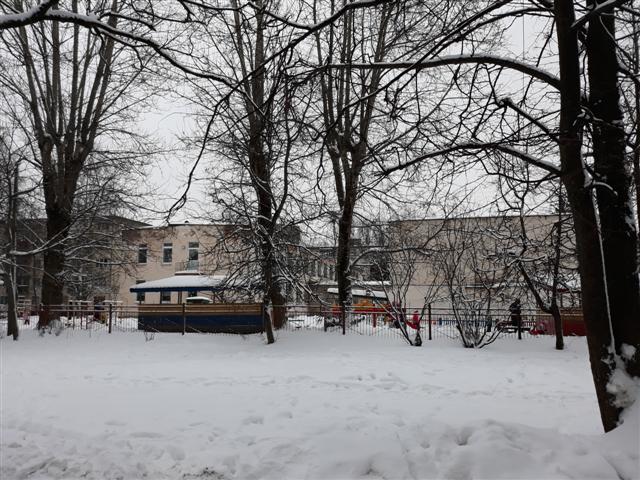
[1,330,638,479]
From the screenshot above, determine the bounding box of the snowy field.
[1,330,638,480]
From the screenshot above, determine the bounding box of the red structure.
[535,308,586,336]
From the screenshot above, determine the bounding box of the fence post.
[428,303,432,341]
[517,317,522,340]
[108,303,113,334]
[341,303,346,335]
[182,302,186,336]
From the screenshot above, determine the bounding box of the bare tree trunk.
[555,0,640,432]
[250,115,278,343]
[336,170,359,313]
[551,194,565,351]
[244,0,286,341]
[3,193,19,340]
[554,0,612,430]
[3,271,19,340]
[254,155,277,344]
[40,208,71,310]
[585,0,640,427]
[2,157,20,340]
[550,303,564,351]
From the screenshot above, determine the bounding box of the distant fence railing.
[0,303,584,340]
[281,305,585,339]
[31,304,141,333]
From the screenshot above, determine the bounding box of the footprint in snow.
[165,444,186,461]
[105,420,126,426]
[130,431,163,438]
[393,418,406,427]
[242,415,264,425]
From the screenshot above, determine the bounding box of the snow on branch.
[0,0,56,29]
[382,142,562,176]
[249,0,394,31]
[0,2,235,85]
[324,55,562,91]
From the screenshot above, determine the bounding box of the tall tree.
[581,0,640,429]
[179,0,315,343]
[337,0,639,430]
[0,0,151,315]
[0,124,23,340]
[312,0,405,316]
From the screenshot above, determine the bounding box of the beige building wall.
[117,223,236,305]
[389,215,578,310]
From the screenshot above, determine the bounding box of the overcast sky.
[139,12,554,227]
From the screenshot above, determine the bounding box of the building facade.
[117,222,238,304]
[3,214,579,312]
[388,214,580,310]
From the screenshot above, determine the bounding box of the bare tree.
[0,124,25,340]
[0,0,154,316]
[432,215,517,348]
[508,183,577,351]
[327,0,639,431]
[177,0,319,343]
[311,0,415,316]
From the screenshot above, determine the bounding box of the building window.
[137,244,147,264]
[188,242,199,261]
[136,280,145,302]
[160,291,171,303]
[162,242,173,264]
[187,241,199,269]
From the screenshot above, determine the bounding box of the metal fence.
[0,303,572,342]
[275,305,557,342]
[22,304,141,333]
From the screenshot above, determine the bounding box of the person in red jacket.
[407,310,421,330]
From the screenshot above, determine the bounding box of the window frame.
[188,241,199,262]
[162,242,173,264]
[137,244,148,264]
